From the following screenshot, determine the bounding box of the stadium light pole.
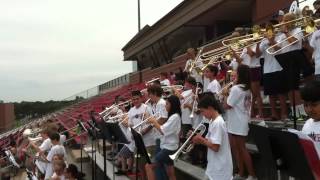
[138,0,141,32]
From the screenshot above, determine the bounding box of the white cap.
[279,10,285,16]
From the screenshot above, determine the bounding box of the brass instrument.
[189,83,199,119]
[145,78,160,86]
[169,120,207,161]
[266,17,320,55]
[188,47,204,74]
[132,115,161,130]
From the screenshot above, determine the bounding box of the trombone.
[188,47,204,74]
[189,83,199,119]
[266,17,320,55]
[145,78,160,86]
[169,119,207,161]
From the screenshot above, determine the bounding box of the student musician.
[203,65,221,94]
[44,132,66,180]
[191,93,232,180]
[277,13,307,118]
[256,22,288,120]
[184,48,204,83]
[145,85,168,180]
[160,72,171,86]
[173,76,197,142]
[223,64,257,180]
[233,40,264,119]
[145,95,181,180]
[300,80,320,158]
[310,27,320,80]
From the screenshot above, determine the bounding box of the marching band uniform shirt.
[277,27,303,54]
[226,84,252,136]
[45,144,66,180]
[240,44,261,68]
[160,113,181,151]
[180,89,194,125]
[205,79,221,94]
[160,79,171,86]
[302,118,320,158]
[205,115,233,180]
[310,30,320,75]
[259,38,283,74]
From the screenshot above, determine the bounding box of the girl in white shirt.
[233,44,264,119]
[204,65,221,94]
[224,64,257,180]
[192,93,232,180]
[145,95,181,180]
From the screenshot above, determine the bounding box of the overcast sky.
[0,0,183,102]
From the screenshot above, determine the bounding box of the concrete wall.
[0,103,15,133]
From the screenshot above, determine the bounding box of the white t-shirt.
[205,79,221,94]
[277,27,303,54]
[160,79,171,86]
[226,84,251,136]
[51,173,65,180]
[180,90,194,125]
[45,144,66,180]
[310,30,320,75]
[160,113,181,151]
[229,58,239,71]
[149,98,168,139]
[128,104,155,149]
[205,115,233,180]
[35,138,52,174]
[302,118,320,158]
[240,44,261,67]
[259,38,283,74]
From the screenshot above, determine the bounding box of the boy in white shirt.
[44,132,66,180]
[203,65,221,94]
[300,80,320,158]
[192,93,233,180]
[184,48,204,83]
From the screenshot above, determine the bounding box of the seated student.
[51,159,66,180]
[300,80,320,157]
[145,95,181,180]
[44,132,66,180]
[191,93,233,180]
[65,164,85,180]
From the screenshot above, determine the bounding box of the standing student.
[191,93,232,180]
[277,13,307,118]
[223,64,257,180]
[145,85,168,180]
[300,80,320,157]
[203,65,221,94]
[145,95,181,180]
[310,28,320,80]
[184,48,204,84]
[160,72,171,86]
[256,22,288,120]
[44,132,66,180]
[233,43,264,119]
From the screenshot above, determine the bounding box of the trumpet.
[105,113,128,121]
[99,104,116,116]
[132,115,160,130]
[162,85,184,92]
[169,120,207,161]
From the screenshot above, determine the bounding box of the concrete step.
[70,149,90,163]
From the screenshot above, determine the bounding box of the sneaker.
[246,176,258,180]
[233,174,246,180]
